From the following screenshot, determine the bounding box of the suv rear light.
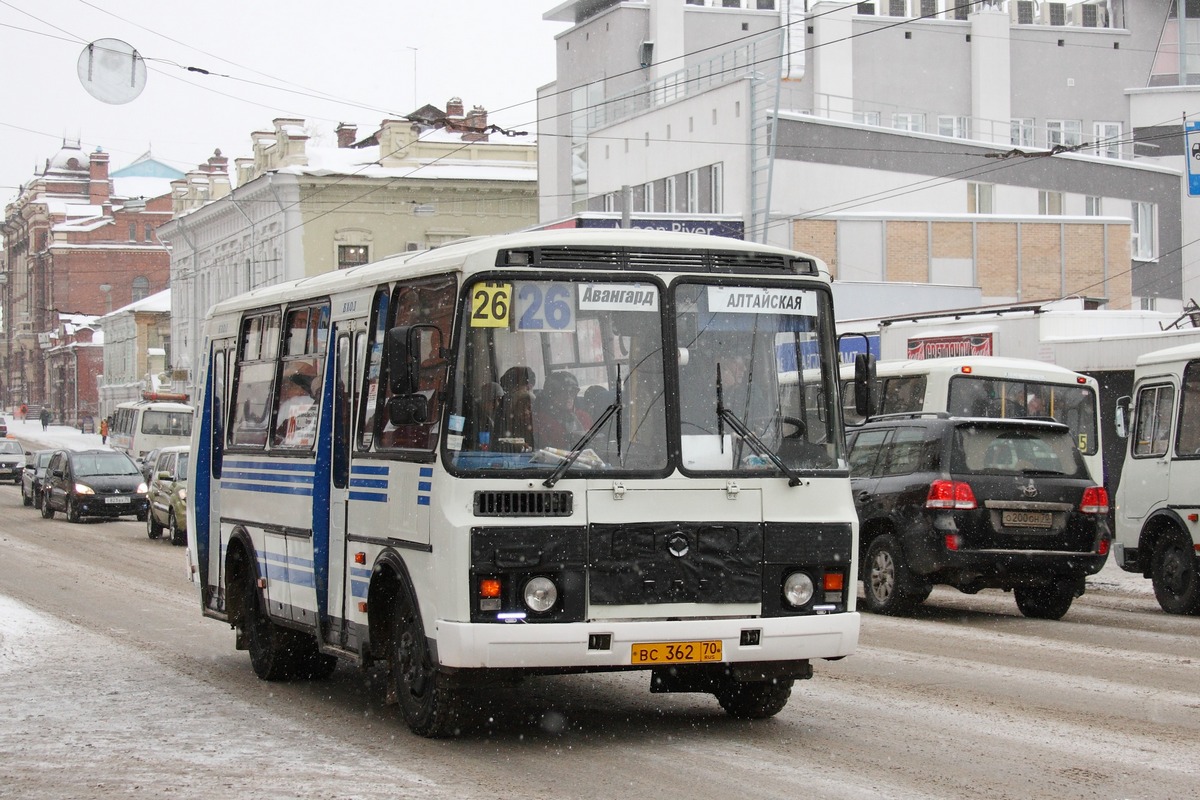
[926,479,977,510]
[1080,486,1109,514]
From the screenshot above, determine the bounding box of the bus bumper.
[432,612,860,670]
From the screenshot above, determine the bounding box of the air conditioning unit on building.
[1041,1,1066,25]
[1072,2,1104,27]
[1011,0,1035,25]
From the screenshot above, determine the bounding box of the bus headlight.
[783,572,815,607]
[522,577,558,613]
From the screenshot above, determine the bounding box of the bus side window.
[377,276,456,451]
[1133,384,1174,457]
[1176,362,1200,456]
[230,311,281,448]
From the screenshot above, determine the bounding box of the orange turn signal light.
[354,552,366,564]
[479,578,502,599]
[823,572,845,591]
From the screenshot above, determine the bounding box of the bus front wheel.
[714,677,793,719]
[1152,530,1200,615]
[390,588,463,737]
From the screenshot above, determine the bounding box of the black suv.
[847,413,1110,619]
[40,449,149,523]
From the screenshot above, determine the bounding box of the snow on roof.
[43,199,104,217]
[105,288,171,317]
[113,176,173,200]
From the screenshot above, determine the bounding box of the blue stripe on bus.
[349,491,387,502]
[417,496,430,506]
[349,477,388,489]
[349,566,372,578]
[350,579,369,599]
[351,465,389,475]
[419,467,433,478]
[417,481,431,492]
[223,470,315,484]
[224,481,314,497]
[225,459,318,472]
[261,551,315,570]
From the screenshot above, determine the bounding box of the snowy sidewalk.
[6,415,113,453]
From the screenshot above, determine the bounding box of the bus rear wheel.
[243,568,303,681]
[390,587,463,737]
[1152,530,1200,615]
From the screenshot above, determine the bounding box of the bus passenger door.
[328,328,357,646]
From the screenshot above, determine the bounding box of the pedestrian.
[18,403,26,422]
[100,416,109,444]
[39,407,50,431]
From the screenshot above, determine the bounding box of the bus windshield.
[676,281,841,473]
[447,277,667,473]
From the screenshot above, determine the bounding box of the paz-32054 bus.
[187,229,864,736]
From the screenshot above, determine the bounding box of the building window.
[892,113,925,133]
[710,164,723,214]
[644,182,656,213]
[1085,196,1103,216]
[131,276,150,302]
[686,170,700,213]
[1038,191,1064,215]
[603,192,617,212]
[854,110,881,126]
[1011,118,1035,147]
[1046,119,1083,148]
[938,116,970,139]
[665,175,677,213]
[1132,202,1157,260]
[967,183,994,214]
[338,245,369,270]
[1094,121,1122,159]
[128,222,138,241]
[1140,296,1158,311]
[144,223,154,242]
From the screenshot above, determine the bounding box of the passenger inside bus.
[274,364,318,447]
[496,366,535,451]
[535,371,592,450]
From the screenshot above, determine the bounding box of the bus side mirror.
[853,353,877,419]
[385,324,442,396]
[1115,395,1130,439]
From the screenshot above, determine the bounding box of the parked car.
[847,413,1111,620]
[40,449,149,523]
[20,449,55,507]
[0,439,24,483]
[0,415,8,438]
[145,445,189,546]
[139,448,161,484]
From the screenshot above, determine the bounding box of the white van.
[1113,341,1200,614]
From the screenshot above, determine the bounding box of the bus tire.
[861,534,924,615]
[1151,530,1200,615]
[147,509,163,539]
[40,492,54,519]
[243,567,301,681]
[715,677,793,719]
[1014,579,1075,620]
[168,511,184,546]
[390,587,462,738]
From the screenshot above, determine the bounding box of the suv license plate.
[631,640,722,665]
[104,496,131,504]
[1002,510,1052,528]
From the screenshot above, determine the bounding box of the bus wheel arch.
[1145,520,1200,615]
[370,552,464,737]
[1138,511,1188,575]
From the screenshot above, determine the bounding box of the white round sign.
[77,39,147,105]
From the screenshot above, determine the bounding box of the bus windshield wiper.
[716,364,804,488]
[543,367,622,488]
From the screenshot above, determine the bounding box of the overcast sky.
[0,0,568,198]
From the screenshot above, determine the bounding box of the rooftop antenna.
[77,39,147,105]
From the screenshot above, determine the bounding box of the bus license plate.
[105,496,131,504]
[1002,510,1051,528]
[631,640,722,665]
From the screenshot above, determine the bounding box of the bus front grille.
[473,490,574,517]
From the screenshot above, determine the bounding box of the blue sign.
[1187,121,1200,197]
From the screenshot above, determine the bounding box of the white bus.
[1113,341,1200,614]
[841,356,1103,484]
[187,228,865,736]
[108,399,194,464]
